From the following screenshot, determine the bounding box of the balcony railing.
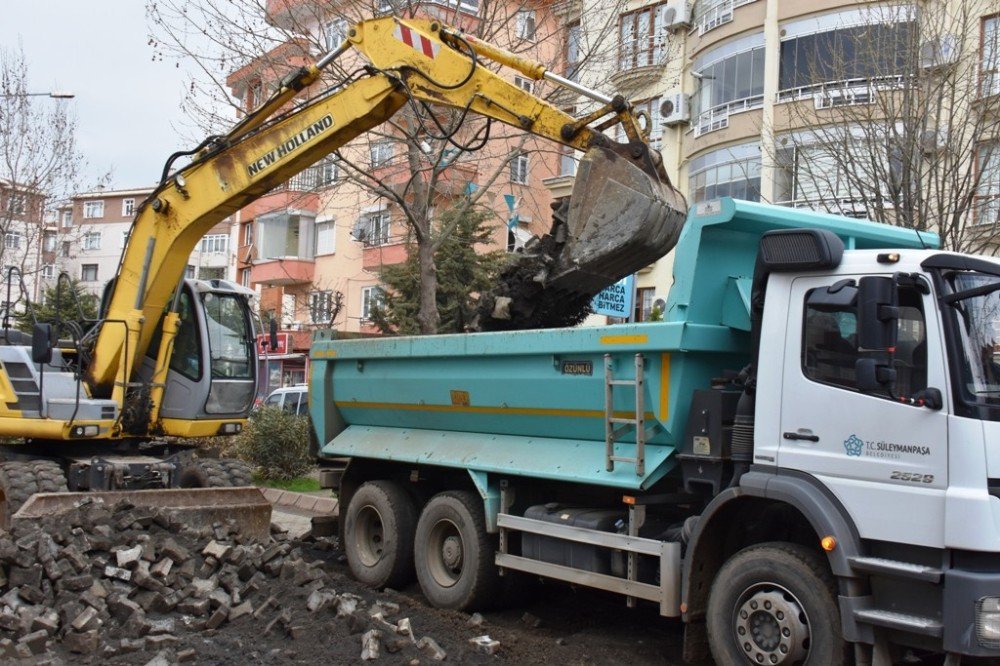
[693,95,763,138]
[695,0,758,37]
[617,36,669,72]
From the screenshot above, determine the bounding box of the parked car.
[260,384,308,416]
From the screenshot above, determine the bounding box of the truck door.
[778,275,949,547]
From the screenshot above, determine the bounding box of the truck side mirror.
[268,318,279,351]
[857,276,898,351]
[855,357,896,392]
[31,323,53,364]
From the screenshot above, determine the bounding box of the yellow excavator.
[0,16,685,529]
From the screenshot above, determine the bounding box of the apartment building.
[58,188,235,297]
[227,0,564,386]
[0,179,51,307]
[550,0,1000,321]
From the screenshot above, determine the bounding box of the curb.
[259,488,339,515]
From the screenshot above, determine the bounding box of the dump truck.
[310,196,1000,663]
[0,17,682,534]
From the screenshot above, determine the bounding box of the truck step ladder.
[604,353,648,477]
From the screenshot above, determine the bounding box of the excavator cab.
[143,279,259,428]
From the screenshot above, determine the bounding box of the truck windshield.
[946,272,1000,403]
[201,292,253,379]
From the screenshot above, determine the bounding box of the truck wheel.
[344,480,417,589]
[414,490,500,611]
[0,460,67,530]
[706,542,848,665]
[178,458,253,487]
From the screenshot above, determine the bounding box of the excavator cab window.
[201,293,253,380]
[169,291,202,381]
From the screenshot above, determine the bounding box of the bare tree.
[0,45,88,307]
[146,0,633,333]
[766,1,1000,254]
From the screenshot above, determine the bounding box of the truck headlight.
[976,597,1000,647]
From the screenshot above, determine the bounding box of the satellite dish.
[350,220,367,242]
[653,298,666,310]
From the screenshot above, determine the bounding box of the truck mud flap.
[12,487,273,541]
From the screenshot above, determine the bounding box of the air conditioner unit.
[660,92,690,125]
[920,35,958,70]
[663,0,691,30]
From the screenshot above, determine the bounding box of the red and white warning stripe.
[394,24,440,59]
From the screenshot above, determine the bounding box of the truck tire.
[178,458,253,487]
[706,541,848,665]
[0,460,68,530]
[414,490,500,611]
[344,480,417,590]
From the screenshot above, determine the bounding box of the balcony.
[362,242,409,271]
[251,258,315,286]
[609,39,668,94]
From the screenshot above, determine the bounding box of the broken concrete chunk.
[202,540,231,561]
[469,635,501,655]
[416,636,447,661]
[115,545,143,568]
[64,629,100,654]
[103,565,132,582]
[361,629,381,661]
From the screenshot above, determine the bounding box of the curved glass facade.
[689,142,761,203]
[693,32,765,134]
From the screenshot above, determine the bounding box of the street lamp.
[0,91,74,99]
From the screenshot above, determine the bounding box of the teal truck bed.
[308,198,936,492]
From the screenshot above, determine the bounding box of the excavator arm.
[86,16,685,417]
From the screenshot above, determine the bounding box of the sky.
[1,1,201,190]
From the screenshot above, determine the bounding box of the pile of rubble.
[0,498,501,664]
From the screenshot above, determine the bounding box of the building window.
[240,268,250,288]
[257,213,314,260]
[619,4,670,70]
[83,201,104,219]
[565,21,581,82]
[778,18,914,94]
[61,210,72,226]
[310,291,335,324]
[318,157,339,186]
[121,198,135,217]
[560,149,579,177]
[4,232,20,250]
[324,18,348,51]
[41,264,55,280]
[61,241,71,258]
[246,81,263,112]
[358,211,390,247]
[83,232,101,250]
[514,76,533,93]
[976,142,1000,227]
[510,153,529,184]
[689,142,762,204]
[185,265,196,279]
[361,286,385,321]
[7,193,26,215]
[199,267,225,281]
[693,35,766,135]
[121,230,130,248]
[43,232,56,253]
[634,287,655,322]
[983,15,1000,98]
[201,234,229,254]
[516,9,536,40]
[243,223,253,246]
[370,141,394,168]
[81,264,98,282]
[315,220,336,255]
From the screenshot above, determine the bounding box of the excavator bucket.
[477,146,687,330]
[550,146,686,294]
[12,487,273,541]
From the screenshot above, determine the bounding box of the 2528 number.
[890,471,934,484]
